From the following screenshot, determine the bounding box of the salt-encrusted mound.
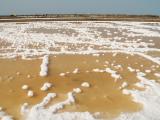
[39,55,49,77]
[40,82,52,91]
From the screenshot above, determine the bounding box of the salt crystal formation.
[41,82,52,91]
[40,55,49,77]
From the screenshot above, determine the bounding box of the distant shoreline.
[0,14,160,22]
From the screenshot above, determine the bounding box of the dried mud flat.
[0,21,159,120]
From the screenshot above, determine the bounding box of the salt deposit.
[40,82,52,91]
[120,82,128,89]
[154,73,160,77]
[145,70,151,73]
[0,21,159,65]
[0,21,159,120]
[36,93,57,108]
[72,68,79,74]
[27,90,34,97]
[22,85,29,90]
[25,92,76,119]
[48,92,75,113]
[81,82,90,88]
[114,64,122,70]
[39,55,49,77]
[92,54,100,57]
[105,68,121,80]
[21,103,29,115]
[24,83,96,120]
[73,88,82,93]
[0,110,13,120]
[118,71,160,120]
[59,73,66,77]
[127,67,135,72]
[92,68,104,73]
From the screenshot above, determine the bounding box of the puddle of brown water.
[0,53,159,120]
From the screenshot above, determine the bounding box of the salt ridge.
[116,72,160,120]
[24,87,94,120]
[39,55,49,77]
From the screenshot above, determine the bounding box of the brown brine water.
[0,53,159,120]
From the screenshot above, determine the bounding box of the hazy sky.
[0,0,160,15]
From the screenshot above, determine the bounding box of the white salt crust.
[27,90,34,97]
[105,68,121,81]
[73,88,82,93]
[118,72,160,120]
[72,68,79,74]
[0,21,159,66]
[119,82,128,89]
[39,55,49,77]
[92,68,122,81]
[21,103,29,115]
[24,88,93,120]
[145,70,151,73]
[81,82,90,88]
[22,85,29,90]
[59,73,66,77]
[128,67,135,72]
[154,73,160,77]
[40,82,52,91]
[0,110,13,120]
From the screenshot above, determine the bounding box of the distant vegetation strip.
[0,14,160,22]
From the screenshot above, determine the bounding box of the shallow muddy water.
[0,53,159,120]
